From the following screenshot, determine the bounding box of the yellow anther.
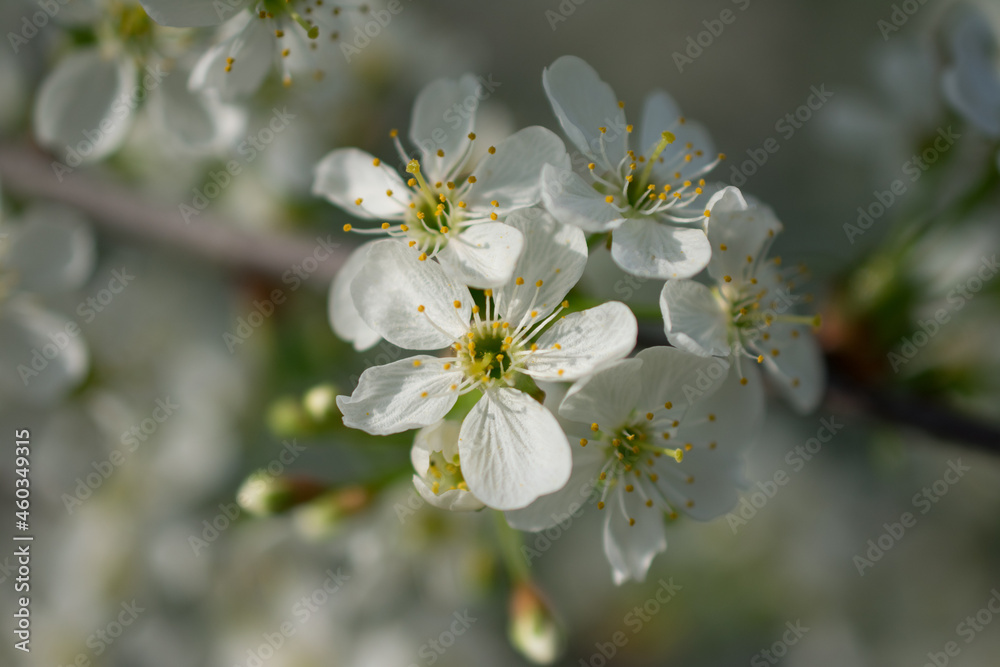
[413,360,422,367]
[436,149,444,157]
[468,132,476,140]
[418,253,427,261]
[372,158,381,166]
[664,401,672,409]
[488,146,496,154]
[535,279,543,287]
[354,198,363,205]
[605,195,615,203]
[579,438,588,447]
[646,412,654,420]
[381,222,390,229]
[453,300,461,308]
[343,223,352,232]
[724,276,732,283]
[417,305,425,312]
[591,423,599,432]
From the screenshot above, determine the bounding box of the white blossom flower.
[540,55,723,280]
[0,203,95,403]
[507,347,762,584]
[410,420,484,512]
[140,0,365,98]
[33,4,245,166]
[313,74,568,288]
[336,209,638,509]
[660,187,825,413]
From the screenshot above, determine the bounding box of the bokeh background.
[2,0,1000,665]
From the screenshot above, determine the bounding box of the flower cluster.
[324,56,825,583]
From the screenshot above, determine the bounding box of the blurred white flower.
[540,55,721,280]
[410,420,484,512]
[507,347,761,584]
[0,203,95,403]
[337,210,637,510]
[313,73,568,288]
[33,4,246,166]
[141,0,362,98]
[941,3,1000,140]
[660,187,825,413]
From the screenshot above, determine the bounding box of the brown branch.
[0,143,352,285]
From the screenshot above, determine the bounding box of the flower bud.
[237,471,325,517]
[508,582,565,665]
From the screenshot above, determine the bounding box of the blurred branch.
[825,369,1000,456]
[636,326,1000,455]
[0,143,351,286]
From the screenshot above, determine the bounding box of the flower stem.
[493,511,530,583]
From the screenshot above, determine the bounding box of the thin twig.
[0,143,352,285]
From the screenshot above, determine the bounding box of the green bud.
[508,582,565,665]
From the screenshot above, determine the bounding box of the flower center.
[585,124,721,223]
[425,450,469,495]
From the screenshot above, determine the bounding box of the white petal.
[941,6,1000,137]
[494,208,588,324]
[659,279,731,357]
[351,240,472,350]
[611,218,711,279]
[463,126,568,214]
[34,49,137,163]
[459,388,571,510]
[750,325,826,413]
[603,484,666,585]
[640,91,719,183]
[409,74,481,181]
[672,364,764,457]
[541,164,623,233]
[336,356,463,435]
[0,300,88,404]
[437,222,524,289]
[656,445,744,522]
[526,302,637,382]
[414,475,484,512]
[147,65,247,155]
[139,0,230,27]
[505,441,605,531]
[188,14,273,100]
[705,187,783,285]
[542,56,627,164]
[328,242,381,351]
[411,419,462,472]
[8,204,94,295]
[559,358,643,431]
[312,148,408,220]
[634,346,730,415]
